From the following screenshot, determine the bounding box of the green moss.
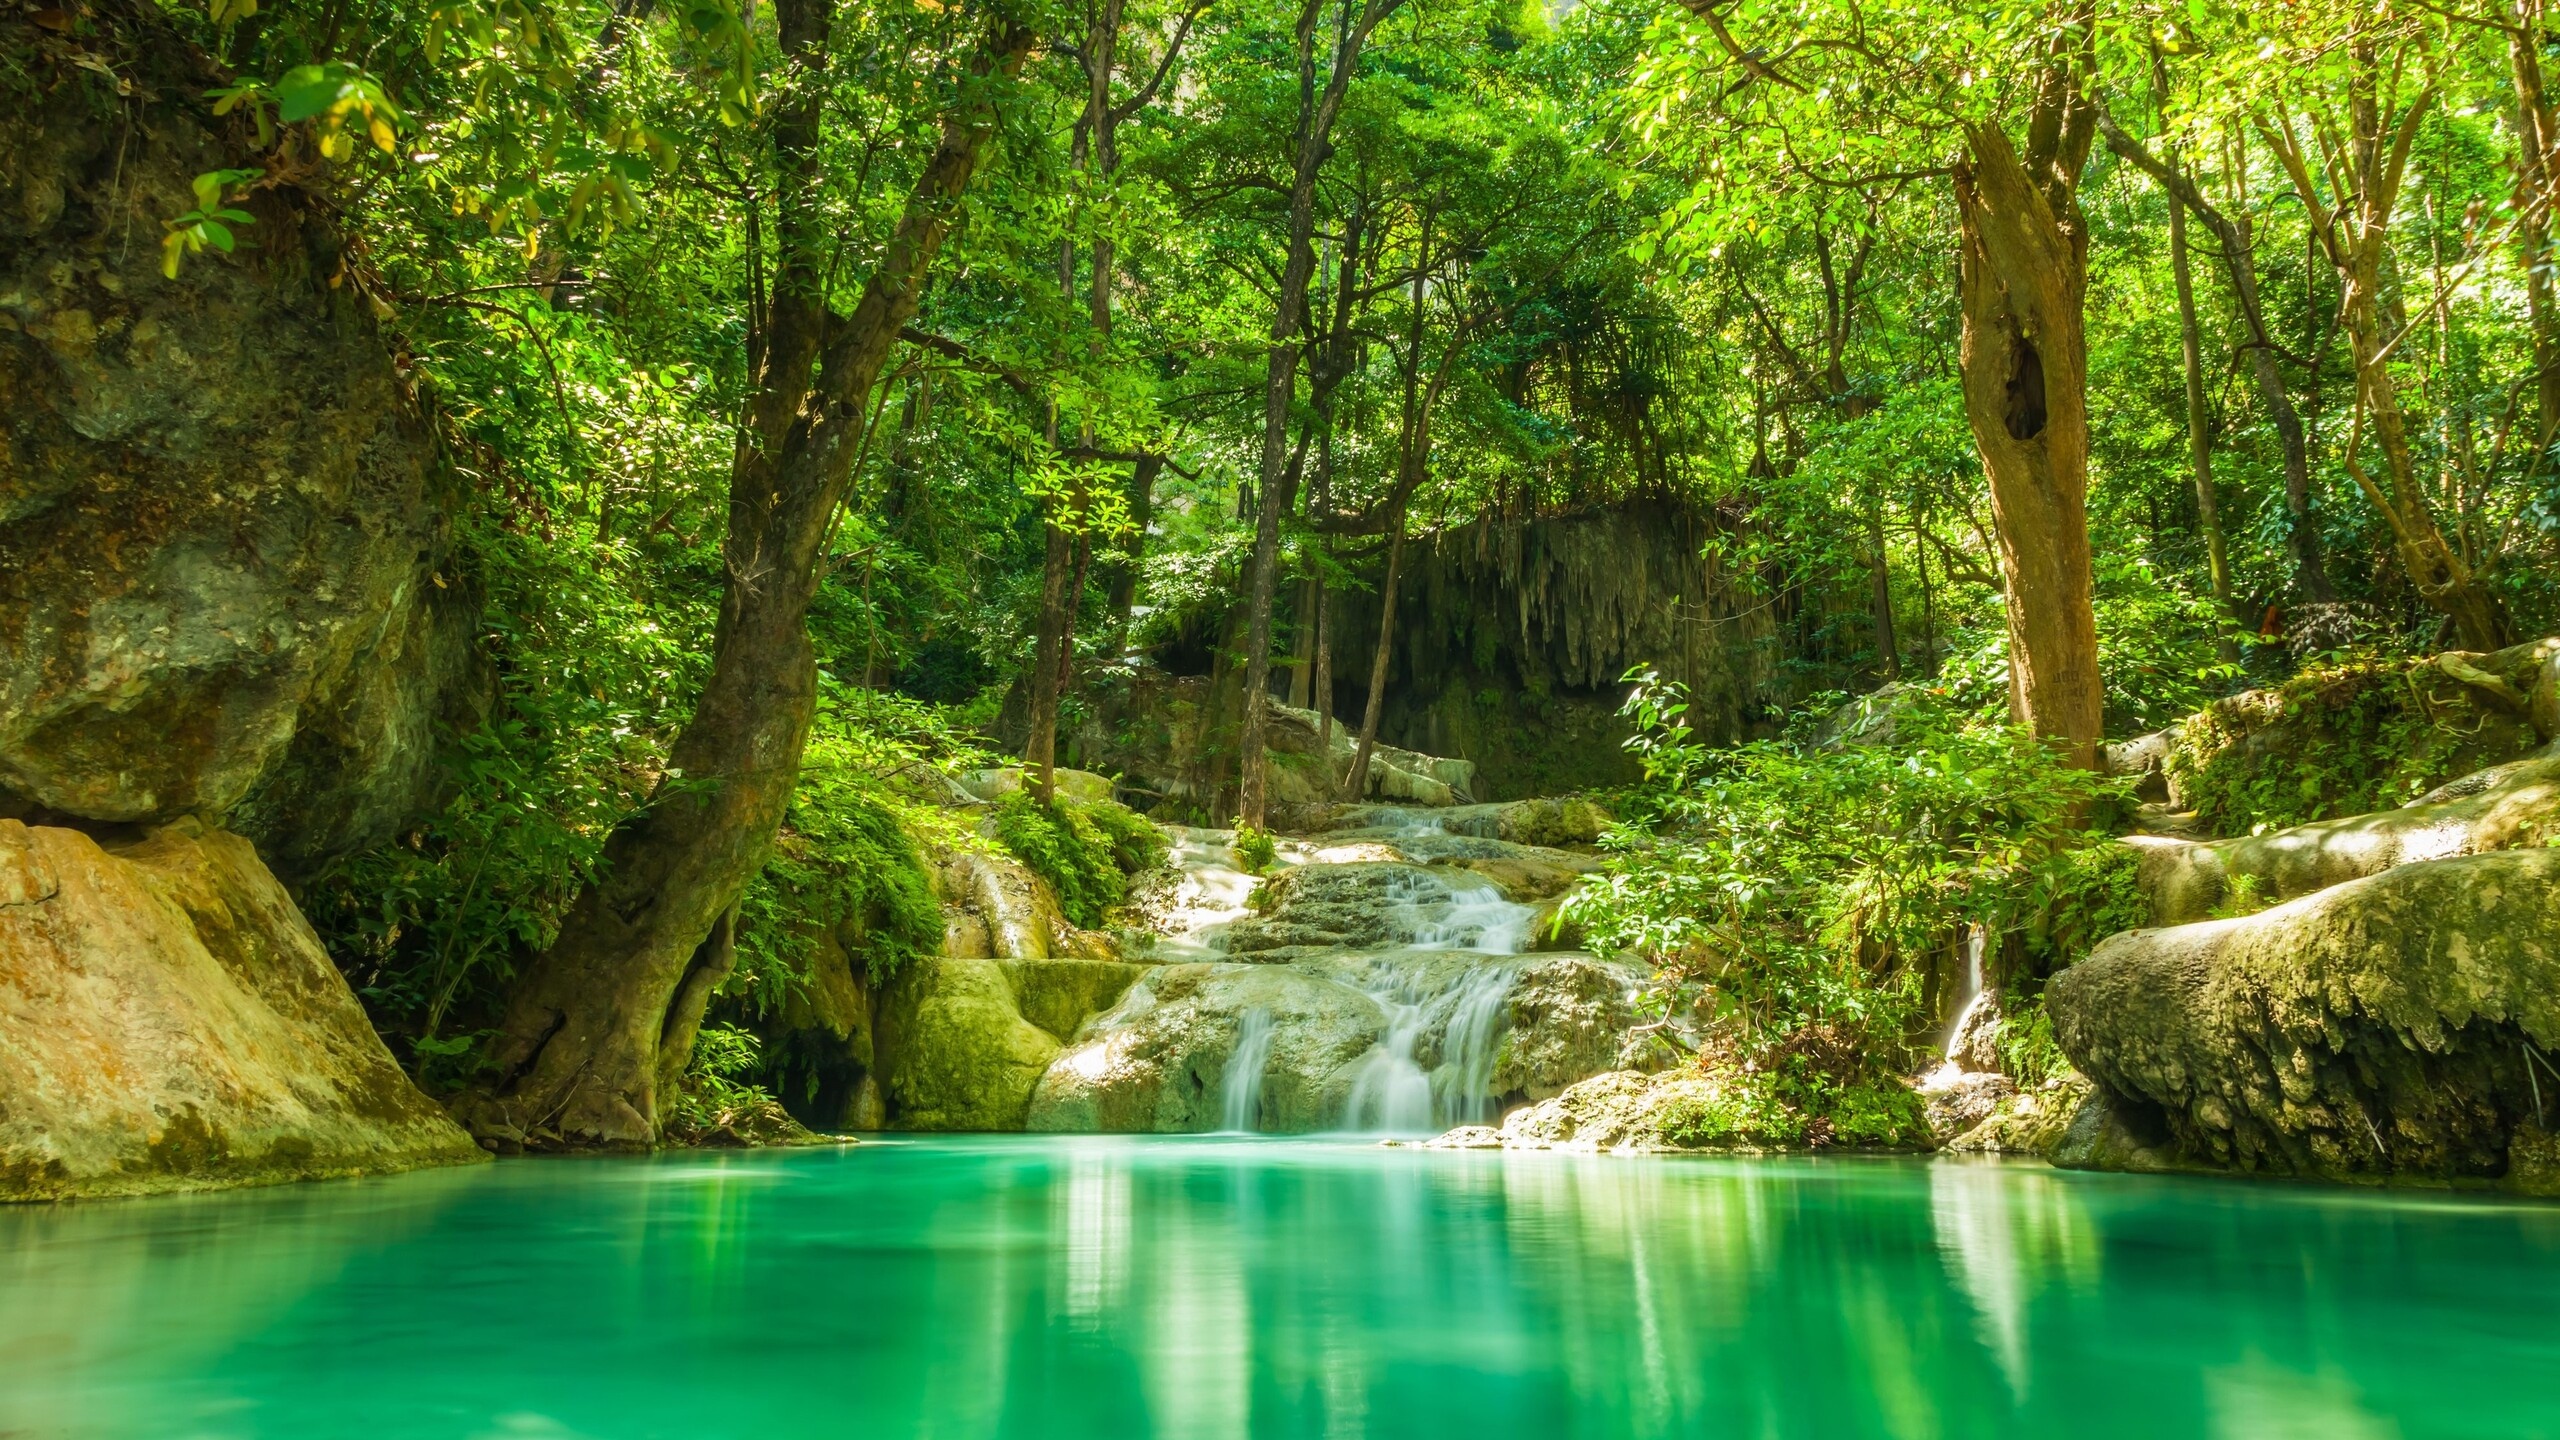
[736,738,945,1006]
[2166,652,2533,835]
[994,793,1165,929]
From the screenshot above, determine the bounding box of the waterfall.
[1390,869,1539,954]
[1337,955,1532,1135]
[1343,1003,1437,1135]
[1432,964,1523,1125]
[1923,925,1992,1086]
[1220,1008,1276,1133]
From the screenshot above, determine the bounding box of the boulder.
[1488,1070,1756,1152]
[1918,1071,2018,1145]
[2134,753,2560,926]
[2050,849,2560,1191]
[935,849,1117,961]
[1943,1074,2094,1157]
[0,819,484,1200]
[0,7,481,880]
[870,959,1063,1131]
[959,767,1116,805]
[1434,797,1612,849]
[1027,962,1390,1133]
[1489,955,1668,1100]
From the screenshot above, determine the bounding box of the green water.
[3,1139,2557,1439]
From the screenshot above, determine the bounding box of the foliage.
[661,1023,794,1140]
[1229,825,1278,875]
[993,792,1166,930]
[2166,653,2493,834]
[1565,671,2130,1074]
[732,746,944,1007]
[1985,992,2073,1091]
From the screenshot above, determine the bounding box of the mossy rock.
[2164,639,2558,835]
[2051,848,2560,1190]
[872,959,1064,1131]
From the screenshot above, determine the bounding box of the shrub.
[995,792,1166,929]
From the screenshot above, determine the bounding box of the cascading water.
[1922,925,1991,1088]
[1220,1008,1276,1133]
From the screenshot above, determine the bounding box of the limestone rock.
[1944,1074,2095,1157]
[934,849,1117,962]
[1490,955,1668,1100]
[870,959,1064,1131]
[1434,797,1613,849]
[1026,962,1390,1133]
[0,7,482,879]
[1490,1070,1748,1152]
[1918,1071,2018,1145]
[960,767,1116,804]
[2050,849,2560,1189]
[0,820,484,1200]
[2135,754,2560,926]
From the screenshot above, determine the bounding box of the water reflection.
[2,1143,2556,1439]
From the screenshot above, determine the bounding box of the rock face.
[2134,753,2560,926]
[1489,955,1665,1099]
[0,7,479,879]
[2050,849,2560,1191]
[0,820,484,1200]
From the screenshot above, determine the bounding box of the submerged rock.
[0,820,484,1200]
[2050,848,2560,1192]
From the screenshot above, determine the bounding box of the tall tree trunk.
[2098,112,2334,603]
[2259,55,2514,651]
[1952,117,2105,768]
[1025,509,1076,801]
[1311,566,1332,755]
[462,7,1031,1148]
[1236,0,1402,829]
[1288,574,1317,707]
[2162,132,2238,664]
[1865,512,1901,681]
[1346,501,1407,801]
[2512,3,2560,453]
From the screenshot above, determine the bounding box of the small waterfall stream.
[1125,812,1551,1136]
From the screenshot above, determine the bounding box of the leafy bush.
[1230,824,1278,874]
[994,792,1166,929]
[1565,670,2129,1080]
[1986,992,2072,1089]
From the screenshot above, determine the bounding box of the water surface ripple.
[4,1139,2556,1438]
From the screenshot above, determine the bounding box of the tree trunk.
[2164,140,2238,665]
[463,7,1031,1148]
[1288,573,1317,708]
[2511,5,2560,453]
[1866,513,1901,681]
[1025,511,1076,801]
[1311,565,1333,757]
[1346,502,1406,801]
[1952,121,2105,768]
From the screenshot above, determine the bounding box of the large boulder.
[0,819,485,1200]
[2135,753,2560,925]
[934,849,1117,961]
[1027,962,1392,1133]
[0,6,481,879]
[868,956,1149,1131]
[2050,849,2560,1191]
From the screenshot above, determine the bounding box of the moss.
[738,785,943,1005]
[994,792,1163,929]
[2166,651,2540,835]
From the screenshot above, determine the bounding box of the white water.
[1219,1008,1277,1132]
[1131,806,1555,1135]
[1921,924,1991,1089]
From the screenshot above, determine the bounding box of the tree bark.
[1865,512,1901,681]
[1236,0,1403,829]
[463,5,1031,1148]
[2511,3,2560,452]
[2159,110,2238,664]
[1345,501,1406,801]
[1952,117,2105,768]
[2097,111,2335,604]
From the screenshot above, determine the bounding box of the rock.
[2104,730,2175,802]
[2134,754,2560,926]
[1007,958,1149,1042]
[750,928,877,1132]
[0,8,482,881]
[870,958,1064,1131]
[1491,1070,1749,1152]
[1945,1073,2095,1157]
[0,819,485,1200]
[935,849,1117,961]
[1421,1125,1505,1150]
[960,767,1116,804]
[2050,848,2560,1190]
[1812,682,1928,750]
[1027,962,1391,1133]
[1434,797,1613,849]
[1918,1071,2018,1145]
[2162,639,2558,829]
[1490,955,1670,1099]
[1218,862,1468,956]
